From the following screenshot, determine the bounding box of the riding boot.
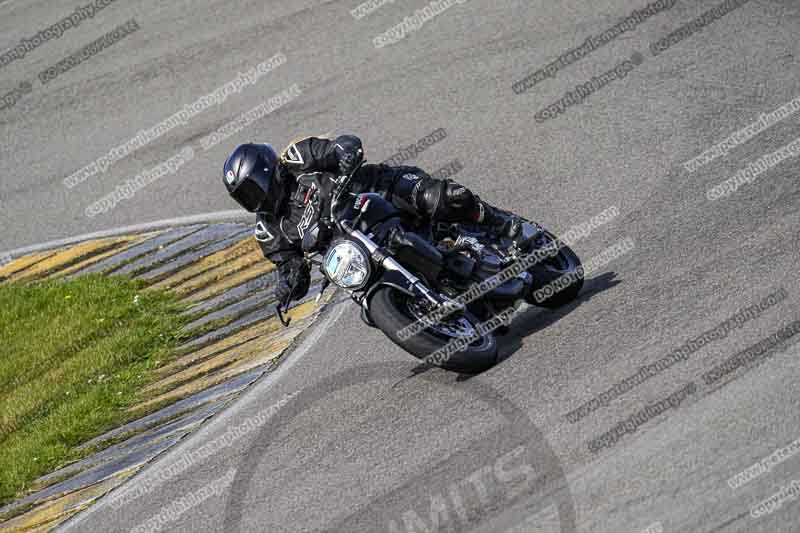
[473,200,540,252]
[473,200,522,238]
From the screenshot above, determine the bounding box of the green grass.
[0,275,191,506]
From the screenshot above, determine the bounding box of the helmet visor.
[230,177,267,212]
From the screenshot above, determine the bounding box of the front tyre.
[369,287,498,373]
[525,229,584,309]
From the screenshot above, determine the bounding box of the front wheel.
[525,229,584,309]
[369,287,498,373]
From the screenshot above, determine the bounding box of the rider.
[222,135,523,304]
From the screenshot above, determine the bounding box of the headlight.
[323,240,371,289]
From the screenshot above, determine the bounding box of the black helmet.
[222,143,284,213]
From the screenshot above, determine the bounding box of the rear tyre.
[369,287,498,373]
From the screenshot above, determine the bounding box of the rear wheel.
[369,287,498,373]
[525,229,583,309]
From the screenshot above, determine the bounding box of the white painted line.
[0,210,252,259]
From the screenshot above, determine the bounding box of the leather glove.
[334,135,364,177]
[275,257,311,304]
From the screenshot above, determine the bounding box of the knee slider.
[435,181,478,221]
[417,179,447,219]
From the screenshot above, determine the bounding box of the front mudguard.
[360,270,417,328]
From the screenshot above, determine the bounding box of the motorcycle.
[276,165,583,373]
